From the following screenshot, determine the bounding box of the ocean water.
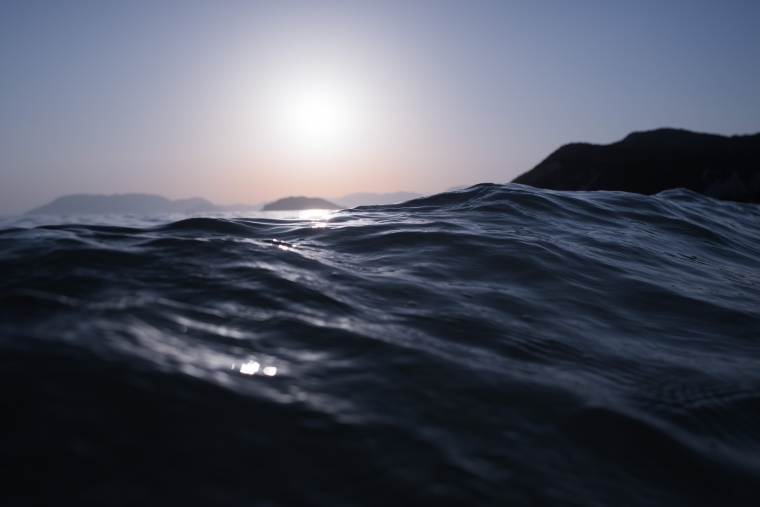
[2,183,759,506]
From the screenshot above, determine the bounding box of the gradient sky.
[2,1,759,214]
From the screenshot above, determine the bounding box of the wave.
[1,184,759,506]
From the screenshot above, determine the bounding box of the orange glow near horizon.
[96,22,463,209]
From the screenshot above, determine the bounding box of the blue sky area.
[2,1,759,213]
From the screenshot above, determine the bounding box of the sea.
[1,183,759,506]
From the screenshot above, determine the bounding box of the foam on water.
[2,184,759,506]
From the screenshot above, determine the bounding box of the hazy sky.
[2,1,759,214]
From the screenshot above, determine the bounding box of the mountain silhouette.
[512,128,760,203]
[261,196,341,211]
[25,194,222,215]
[24,191,422,215]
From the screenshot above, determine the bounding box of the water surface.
[2,184,759,506]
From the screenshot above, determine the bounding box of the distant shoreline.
[23,191,425,215]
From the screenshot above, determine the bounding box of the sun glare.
[265,75,368,161]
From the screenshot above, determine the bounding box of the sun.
[267,76,366,161]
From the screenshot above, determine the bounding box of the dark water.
[2,184,759,506]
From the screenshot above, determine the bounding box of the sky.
[2,0,760,214]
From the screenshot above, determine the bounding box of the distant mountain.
[218,202,266,212]
[261,196,341,211]
[25,191,424,215]
[332,191,422,208]
[25,193,223,215]
[512,128,760,203]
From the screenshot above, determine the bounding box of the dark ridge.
[261,196,341,211]
[512,128,760,203]
[26,193,221,215]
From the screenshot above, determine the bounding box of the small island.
[261,196,342,211]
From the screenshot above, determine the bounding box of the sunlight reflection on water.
[298,209,333,220]
[236,361,278,377]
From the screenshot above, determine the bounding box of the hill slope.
[261,196,341,211]
[512,129,760,203]
[26,194,221,215]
